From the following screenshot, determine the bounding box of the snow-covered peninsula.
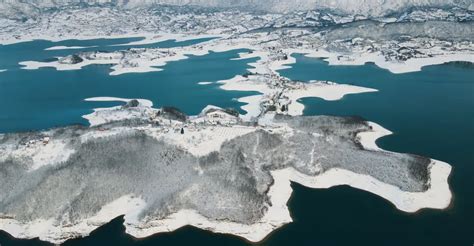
[0,100,452,244]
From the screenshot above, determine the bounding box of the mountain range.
[0,0,473,18]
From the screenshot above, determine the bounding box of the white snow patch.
[357,122,392,151]
[45,45,96,51]
[85,97,153,107]
[110,33,219,47]
[285,82,378,116]
[83,97,154,126]
[148,125,256,157]
[0,195,146,244]
[197,81,213,85]
[0,134,75,171]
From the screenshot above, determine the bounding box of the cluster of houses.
[203,109,240,125]
[21,136,50,147]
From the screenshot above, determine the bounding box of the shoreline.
[14,33,473,79]
[288,49,474,74]
[17,36,246,76]
[0,32,222,46]
[82,97,154,126]
[240,46,474,75]
[84,97,153,107]
[44,45,97,51]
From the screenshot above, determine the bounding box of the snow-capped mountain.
[0,0,473,17]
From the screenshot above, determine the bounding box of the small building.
[42,137,50,145]
[206,110,239,125]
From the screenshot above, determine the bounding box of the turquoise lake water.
[0,37,258,133]
[0,43,473,245]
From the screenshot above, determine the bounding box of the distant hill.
[0,0,473,19]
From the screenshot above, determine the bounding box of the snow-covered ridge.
[0,0,472,16]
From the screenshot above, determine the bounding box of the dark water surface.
[274,54,474,245]
[0,47,473,245]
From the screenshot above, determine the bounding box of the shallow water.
[0,47,473,245]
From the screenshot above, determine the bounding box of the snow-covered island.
[0,100,452,244]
